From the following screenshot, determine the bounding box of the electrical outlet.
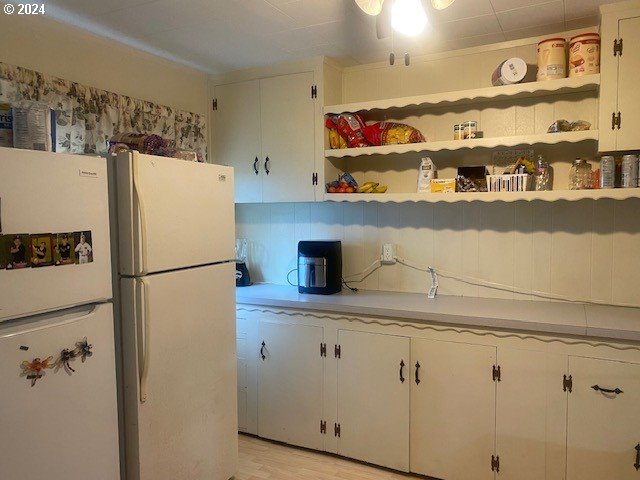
[381,244,396,265]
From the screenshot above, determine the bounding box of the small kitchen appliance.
[235,238,251,287]
[297,240,342,295]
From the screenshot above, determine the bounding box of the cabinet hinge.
[212,98,218,111]
[311,85,318,99]
[612,111,622,130]
[334,344,341,359]
[491,455,500,472]
[563,374,573,393]
[320,342,327,357]
[614,38,623,56]
[312,172,318,186]
[334,423,341,437]
[320,420,327,434]
[493,365,501,382]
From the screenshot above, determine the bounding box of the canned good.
[569,33,600,77]
[600,156,615,189]
[621,154,639,188]
[453,124,464,140]
[537,37,567,81]
[491,58,528,86]
[462,121,477,139]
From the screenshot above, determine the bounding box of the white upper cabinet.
[599,3,640,152]
[213,72,317,203]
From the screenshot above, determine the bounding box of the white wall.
[0,13,207,114]
[236,199,640,306]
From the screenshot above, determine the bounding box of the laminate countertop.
[236,284,640,343]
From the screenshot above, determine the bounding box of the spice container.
[600,156,615,189]
[569,158,593,190]
[453,124,464,140]
[537,37,567,81]
[621,154,639,188]
[569,33,600,77]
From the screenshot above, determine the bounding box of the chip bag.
[362,122,426,146]
[333,113,369,148]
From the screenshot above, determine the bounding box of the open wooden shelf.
[325,130,599,159]
[324,188,640,204]
[324,75,600,115]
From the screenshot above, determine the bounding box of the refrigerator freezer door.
[117,152,235,276]
[120,262,237,480]
[0,148,112,322]
[0,302,119,480]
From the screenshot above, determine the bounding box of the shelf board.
[324,189,640,204]
[325,130,599,158]
[324,75,600,115]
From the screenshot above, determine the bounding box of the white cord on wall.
[342,255,640,309]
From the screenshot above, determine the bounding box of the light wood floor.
[236,434,425,480]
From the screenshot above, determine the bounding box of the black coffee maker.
[235,239,251,287]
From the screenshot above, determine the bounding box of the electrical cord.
[286,268,298,287]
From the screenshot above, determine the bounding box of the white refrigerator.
[0,148,120,480]
[114,151,238,480]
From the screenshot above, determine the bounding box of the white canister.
[537,37,567,81]
[491,58,528,86]
[569,33,600,77]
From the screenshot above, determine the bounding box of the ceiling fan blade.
[375,0,392,39]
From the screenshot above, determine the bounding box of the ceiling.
[41,0,612,74]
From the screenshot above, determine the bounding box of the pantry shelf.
[325,130,599,158]
[324,188,640,204]
[324,75,600,115]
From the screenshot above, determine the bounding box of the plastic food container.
[537,37,567,81]
[462,121,477,139]
[453,124,464,140]
[486,174,533,192]
[569,33,600,77]
[491,58,528,86]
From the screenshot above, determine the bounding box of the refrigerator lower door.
[0,302,119,480]
[117,151,235,276]
[0,148,112,322]
[121,262,237,480]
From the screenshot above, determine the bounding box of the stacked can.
[600,156,615,189]
[621,155,639,188]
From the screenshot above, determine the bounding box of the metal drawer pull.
[415,361,421,385]
[634,444,640,471]
[265,156,270,175]
[253,157,259,175]
[260,341,266,361]
[591,384,623,395]
[399,360,405,383]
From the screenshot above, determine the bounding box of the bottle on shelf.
[534,154,552,191]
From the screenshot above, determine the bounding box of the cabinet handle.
[253,157,259,175]
[399,360,405,383]
[612,112,617,130]
[415,361,421,385]
[265,156,270,175]
[260,341,266,361]
[591,384,623,395]
[634,444,640,471]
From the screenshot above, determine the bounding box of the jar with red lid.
[569,33,600,77]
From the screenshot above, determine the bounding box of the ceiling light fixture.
[431,0,456,10]
[392,0,428,36]
[354,0,385,15]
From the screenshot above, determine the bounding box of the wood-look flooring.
[236,434,425,480]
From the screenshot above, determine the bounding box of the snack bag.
[335,113,369,148]
[363,122,426,146]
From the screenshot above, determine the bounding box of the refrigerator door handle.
[132,154,149,276]
[136,278,150,403]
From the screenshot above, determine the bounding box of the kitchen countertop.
[236,284,640,343]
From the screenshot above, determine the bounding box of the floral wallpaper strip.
[0,62,207,160]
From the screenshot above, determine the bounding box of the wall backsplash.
[236,199,640,306]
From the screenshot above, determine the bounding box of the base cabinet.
[336,330,410,471]
[566,357,640,480]
[411,339,497,480]
[258,321,324,450]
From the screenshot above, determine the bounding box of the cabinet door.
[258,321,324,450]
[616,15,640,151]
[260,72,316,203]
[411,338,496,480]
[496,348,567,480]
[567,356,640,480]
[337,330,410,471]
[236,314,258,435]
[214,80,262,203]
